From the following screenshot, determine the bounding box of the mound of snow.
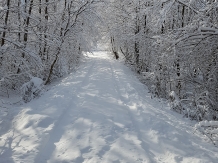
[21,77,44,103]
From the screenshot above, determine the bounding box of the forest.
[0,0,217,122]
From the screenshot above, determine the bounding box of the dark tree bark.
[1,0,10,46]
[111,36,119,59]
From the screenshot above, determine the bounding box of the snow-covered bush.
[141,72,159,98]
[195,121,218,146]
[20,77,44,103]
[179,91,218,121]
[169,91,183,114]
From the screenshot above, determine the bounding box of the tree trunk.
[1,0,10,46]
[135,3,140,65]
[23,0,34,44]
[111,37,119,59]
[45,49,60,85]
[42,0,49,60]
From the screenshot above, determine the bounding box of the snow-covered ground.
[0,51,218,163]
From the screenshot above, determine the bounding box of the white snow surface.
[0,51,218,163]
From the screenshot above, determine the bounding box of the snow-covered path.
[1,52,218,163]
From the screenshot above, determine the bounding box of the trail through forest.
[0,52,218,163]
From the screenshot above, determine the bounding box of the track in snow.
[0,51,218,163]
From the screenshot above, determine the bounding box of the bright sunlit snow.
[0,52,218,163]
